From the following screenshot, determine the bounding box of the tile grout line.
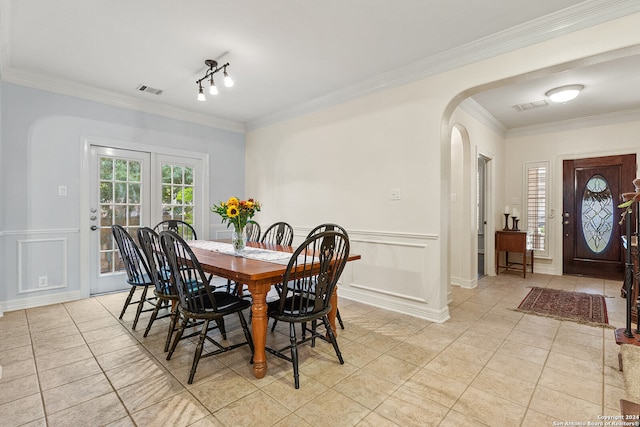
[24,308,49,427]
[72,297,141,427]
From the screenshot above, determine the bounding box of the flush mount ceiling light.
[196,59,233,101]
[545,84,584,103]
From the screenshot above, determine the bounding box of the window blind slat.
[526,166,546,251]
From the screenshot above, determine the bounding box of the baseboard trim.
[1,290,83,313]
[339,287,450,323]
[450,276,478,289]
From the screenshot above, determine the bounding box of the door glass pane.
[114,183,127,203]
[100,182,112,203]
[100,158,113,180]
[581,174,614,254]
[128,183,140,203]
[161,164,172,183]
[115,159,128,181]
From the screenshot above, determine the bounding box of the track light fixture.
[196,59,233,101]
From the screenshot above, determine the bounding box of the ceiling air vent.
[136,84,163,95]
[512,99,548,112]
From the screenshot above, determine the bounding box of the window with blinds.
[525,162,548,255]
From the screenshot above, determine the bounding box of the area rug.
[516,287,611,328]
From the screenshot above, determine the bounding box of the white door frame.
[80,136,210,298]
[475,148,495,277]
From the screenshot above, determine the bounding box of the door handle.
[90,225,98,231]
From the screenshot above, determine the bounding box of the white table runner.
[188,240,293,264]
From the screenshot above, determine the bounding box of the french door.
[87,145,205,295]
[89,147,151,294]
[562,154,636,279]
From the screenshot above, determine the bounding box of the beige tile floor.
[0,272,631,426]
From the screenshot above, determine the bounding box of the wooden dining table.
[188,240,361,379]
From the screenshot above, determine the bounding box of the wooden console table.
[495,230,533,278]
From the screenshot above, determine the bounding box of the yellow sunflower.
[227,197,239,206]
[226,205,239,218]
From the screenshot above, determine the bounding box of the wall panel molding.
[339,287,450,323]
[17,238,69,294]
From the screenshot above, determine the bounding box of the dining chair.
[137,227,181,351]
[154,219,197,240]
[265,230,350,389]
[261,221,294,246]
[245,220,261,242]
[160,230,254,384]
[307,224,348,329]
[111,225,157,330]
[271,223,349,332]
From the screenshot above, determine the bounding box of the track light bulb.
[224,68,234,87]
[209,77,219,95]
[197,86,206,101]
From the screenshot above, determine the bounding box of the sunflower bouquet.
[211,197,261,232]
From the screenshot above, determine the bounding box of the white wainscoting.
[1,229,79,312]
[18,238,69,293]
[200,225,449,322]
[337,229,449,323]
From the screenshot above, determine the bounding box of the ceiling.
[1,0,639,132]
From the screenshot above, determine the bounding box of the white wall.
[246,14,640,322]
[0,82,245,311]
[505,120,640,275]
[449,108,506,289]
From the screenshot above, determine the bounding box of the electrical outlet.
[38,276,48,287]
[58,186,67,196]
[390,188,401,200]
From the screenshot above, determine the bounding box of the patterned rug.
[516,287,611,328]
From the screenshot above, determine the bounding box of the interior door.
[477,155,488,278]
[89,146,151,294]
[562,154,636,279]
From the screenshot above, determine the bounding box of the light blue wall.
[0,82,245,311]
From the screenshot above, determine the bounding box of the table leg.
[328,287,338,336]
[248,286,268,379]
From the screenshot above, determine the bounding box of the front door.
[89,146,151,294]
[562,154,636,279]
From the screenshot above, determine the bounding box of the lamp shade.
[545,85,584,103]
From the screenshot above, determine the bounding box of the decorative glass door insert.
[581,174,614,254]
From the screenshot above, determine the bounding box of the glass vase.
[231,226,247,254]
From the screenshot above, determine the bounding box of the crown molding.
[458,98,507,137]
[247,0,640,131]
[504,107,640,137]
[458,91,640,138]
